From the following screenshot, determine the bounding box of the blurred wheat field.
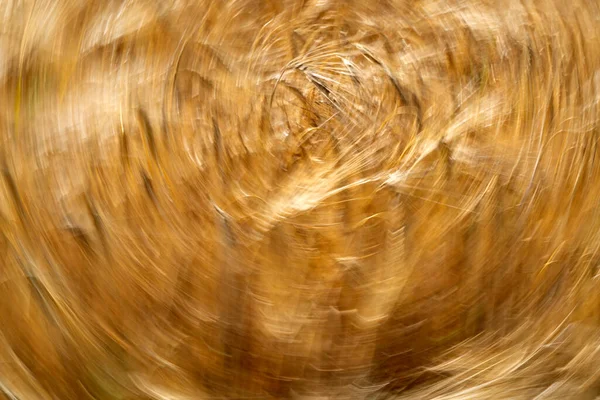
[1,0,600,398]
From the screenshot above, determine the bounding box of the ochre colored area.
[1,0,600,398]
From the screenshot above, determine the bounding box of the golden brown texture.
[1,0,600,398]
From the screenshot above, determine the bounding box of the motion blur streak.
[1,0,600,398]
